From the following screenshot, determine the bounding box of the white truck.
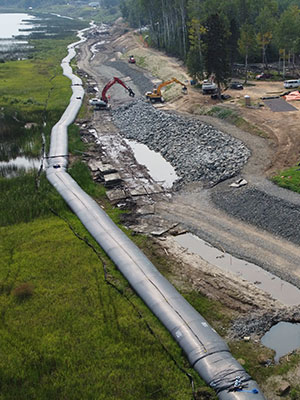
[202,79,217,94]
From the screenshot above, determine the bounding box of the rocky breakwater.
[112,99,251,187]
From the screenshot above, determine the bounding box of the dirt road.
[76,23,300,320]
[73,20,300,400]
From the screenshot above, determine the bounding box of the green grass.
[229,341,300,394]
[0,38,73,122]
[0,216,204,400]
[272,165,300,194]
[203,106,267,137]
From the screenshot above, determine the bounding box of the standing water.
[0,13,40,178]
[174,232,300,306]
[261,322,300,363]
[0,13,35,38]
[125,139,179,188]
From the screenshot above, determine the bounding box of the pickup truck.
[202,80,217,94]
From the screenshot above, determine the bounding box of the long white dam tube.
[46,33,266,400]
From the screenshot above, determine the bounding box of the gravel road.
[78,29,300,308]
[99,58,300,289]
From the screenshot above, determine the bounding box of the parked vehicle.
[128,55,136,63]
[202,79,217,94]
[230,81,244,90]
[283,79,300,89]
[256,72,272,80]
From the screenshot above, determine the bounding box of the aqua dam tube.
[46,30,266,400]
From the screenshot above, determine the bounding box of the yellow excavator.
[145,77,187,103]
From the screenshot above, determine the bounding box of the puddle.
[125,139,179,188]
[261,322,300,362]
[0,156,41,178]
[174,233,300,306]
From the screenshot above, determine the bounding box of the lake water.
[0,13,35,39]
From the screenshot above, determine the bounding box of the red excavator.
[89,77,135,109]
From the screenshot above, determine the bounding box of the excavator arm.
[101,77,135,103]
[156,77,187,95]
[146,77,187,103]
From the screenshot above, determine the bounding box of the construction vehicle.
[145,77,187,103]
[128,55,136,63]
[202,79,217,94]
[89,77,135,109]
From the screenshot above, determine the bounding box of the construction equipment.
[145,77,187,103]
[202,79,217,94]
[89,77,135,109]
[128,55,136,63]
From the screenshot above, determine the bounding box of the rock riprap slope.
[112,99,250,186]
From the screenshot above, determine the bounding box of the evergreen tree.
[204,13,231,95]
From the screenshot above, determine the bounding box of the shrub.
[12,283,34,301]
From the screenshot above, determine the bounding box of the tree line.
[120,0,300,88]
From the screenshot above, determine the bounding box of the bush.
[12,283,34,301]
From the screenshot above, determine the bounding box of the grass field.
[0,214,209,400]
[272,165,300,194]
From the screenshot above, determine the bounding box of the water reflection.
[0,156,40,178]
[174,232,300,306]
[0,13,35,39]
[0,116,41,177]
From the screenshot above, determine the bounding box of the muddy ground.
[74,21,300,394]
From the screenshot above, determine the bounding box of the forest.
[120,0,300,86]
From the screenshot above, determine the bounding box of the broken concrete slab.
[103,172,122,187]
[106,189,127,202]
[88,160,117,174]
[129,186,148,196]
[145,183,164,194]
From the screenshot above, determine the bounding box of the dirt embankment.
[76,22,300,336]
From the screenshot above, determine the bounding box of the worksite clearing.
[76,20,300,399]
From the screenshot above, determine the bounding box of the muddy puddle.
[125,139,179,188]
[261,322,300,362]
[174,233,300,306]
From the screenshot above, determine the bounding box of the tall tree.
[274,5,300,71]
[238,23,257,83]
[203,13,231,95]
[255,2,278,67]
[187,18,206,79]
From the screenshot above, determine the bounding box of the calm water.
[174,232,300,306]
[0,13,35,39]
[261,322,300,363]
[125,139,179,188]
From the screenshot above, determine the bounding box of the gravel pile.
[211,187,300,246]
[230,308,300,339]
[112,99,251,186]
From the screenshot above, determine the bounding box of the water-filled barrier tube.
[46,31,266,400]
